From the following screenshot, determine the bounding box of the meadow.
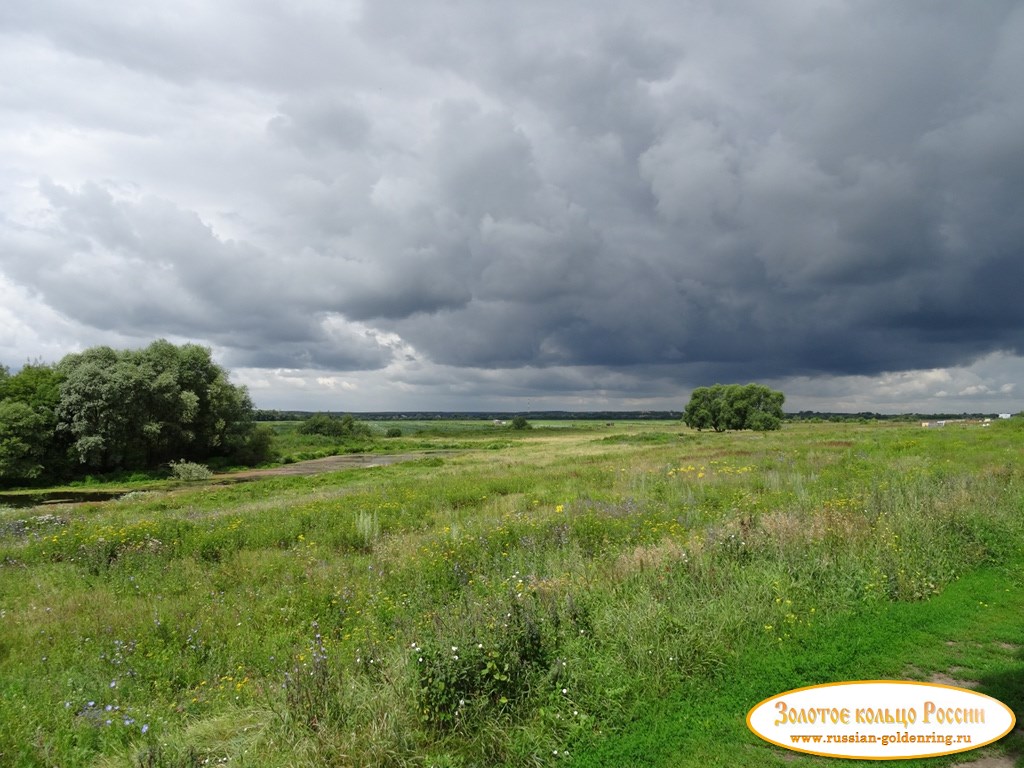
[0,419,1021,767]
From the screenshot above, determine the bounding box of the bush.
[299,413,371,438]
[168,460,213,481]
[229,424,277,465]
[385,427,402,438]
[510,416,532,431]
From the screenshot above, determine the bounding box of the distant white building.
[998,413,1011,419]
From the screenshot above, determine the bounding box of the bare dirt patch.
[215,452,449,481]
[929,671,979,689]
[947,755,1018,768]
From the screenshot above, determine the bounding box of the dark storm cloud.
[0,181,394,371]
[2,0,1023,410]
[345,0,1024,384]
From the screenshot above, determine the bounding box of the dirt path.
[214,452,448,480]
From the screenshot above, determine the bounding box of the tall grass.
[0,421,1021,766]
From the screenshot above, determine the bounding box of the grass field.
[1,419,1021,767]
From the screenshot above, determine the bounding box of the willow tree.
[683,383,784,432]
[55,340,260,471]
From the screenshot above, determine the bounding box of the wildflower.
[141,723,149,734]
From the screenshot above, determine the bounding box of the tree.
[683,383,784,432]
[56,340,265,472]
[0,341,270,483]
[298,413,371,438]
[0,363,68,484]
[0,400,52,481]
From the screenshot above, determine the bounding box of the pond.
[0,490,127,509]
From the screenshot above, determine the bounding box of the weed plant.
[0,421,1021,766]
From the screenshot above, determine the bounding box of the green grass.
[567,554,1024,768]
[0,420,1021,767]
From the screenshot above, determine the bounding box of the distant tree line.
[253,410,686,422]
[0,340,272,486]
[788,411,1021,422]
[683,383,785,432]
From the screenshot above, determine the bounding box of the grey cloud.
[268,96,371,153]
[0,1,375,91]
[1,181,393,371]
[3,0,1024,412]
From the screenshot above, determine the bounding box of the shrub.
[299,413,371,438]
[415,597,553,729]
[355,510,381,552]
[510,416,532,430]
[168,460,213,481]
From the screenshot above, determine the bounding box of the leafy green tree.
[0,400,52,481]
[1,363,63,412]
[683,383,784,431]
[0,362,68,484]
[56,340,265,472]
[1,341,270,482]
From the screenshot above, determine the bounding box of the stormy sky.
[2,1,1023,413]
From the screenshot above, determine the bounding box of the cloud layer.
[2,1,1023,412]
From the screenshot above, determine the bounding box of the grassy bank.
[1,420,1021,766]
[569,552,1024,767]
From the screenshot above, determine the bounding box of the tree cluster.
[0,340,271,486]
[682,383,785,432]
[298,413,371,439]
